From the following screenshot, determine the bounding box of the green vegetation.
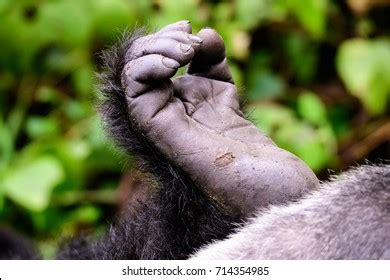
[0,0,389,257]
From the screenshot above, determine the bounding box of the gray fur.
[192,165,390,259]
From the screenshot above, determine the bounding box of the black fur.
[0,227,39,260]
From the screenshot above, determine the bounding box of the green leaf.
[25,116,60,139]
[284,33,318,83]
[247,70,286,100]
[36,86,62,104]
[276,124,334,171]
[236,0,288,30]
[63,100,90,121]
[2,156,65,211]
[0,0,10,14]
[297,91,327,125]
[0,118,13,170]
[71,205,101,224]
[93,0,137,41]
[71,64,95,98]
[236,0,269,30]
[65,139,91,161]
[0,6,39,73]
[0,193,4,211]
[249,103,295,136]
[229,62,244,88]
[337,39,390,115]
[38,0,94,48]
[283,0,328,39]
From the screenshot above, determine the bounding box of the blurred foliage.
[0,0,389,257]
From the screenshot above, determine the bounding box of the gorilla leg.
[59,21,318,259]
[119,23,318,216]
[58,22,236,260]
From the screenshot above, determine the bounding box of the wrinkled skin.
[122,20,319,215]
